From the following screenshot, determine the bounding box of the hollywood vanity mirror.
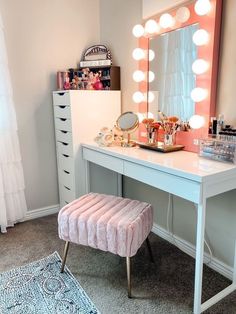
[132,0,222,152]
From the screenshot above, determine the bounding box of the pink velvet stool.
[58,192,154,297]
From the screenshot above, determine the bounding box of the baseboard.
[25,204,60,221]
[152,223,233,280]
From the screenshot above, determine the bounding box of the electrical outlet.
[193,139,199,145]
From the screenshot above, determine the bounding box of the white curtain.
[0,13,27,233]
[150,24,197,121]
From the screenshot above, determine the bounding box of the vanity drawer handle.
[60,130,68,134]
[59,118,67,121]
[65,201,69,204]
[58,92,65,96]
[64,186,71,190]
[59,141,69,146]
[63,170,70,174]
[62,154,69,158]
[59,105,66,109]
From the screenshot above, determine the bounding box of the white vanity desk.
[82,142,236,314]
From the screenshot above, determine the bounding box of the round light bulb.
[192,59,209,74]
[191,88,208,102]
[147,71,155,82]
[132,91,144,103]
[159,13,175,29]
[148,91,155,103]
[132,48,145,60]
[176,7,190,23]
[148,49,155,61]
[193,29,209,46]
[195,0,211,16]
[189,115,205,129]
[132,24,145,38]
[133,70,145,82]
[145,19,160,34]
[137,112,144,123]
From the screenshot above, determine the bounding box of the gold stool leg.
[126,256,132,298]
[146,237,155,263]
[60,241,70,273]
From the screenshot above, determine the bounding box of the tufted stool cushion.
[58,193,153,257]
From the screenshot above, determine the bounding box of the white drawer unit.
[53,90,121,208]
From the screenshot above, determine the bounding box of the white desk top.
[83,142,236,183]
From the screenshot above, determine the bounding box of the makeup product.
[216,114,224,135]
[211,117,217,135]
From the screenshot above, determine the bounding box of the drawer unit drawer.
[54,105,71,119]
[53,92,70,106]
[59,184,76,204]
[54,117,72,132]
[57,141,73,156]
[58,153,74,173]
[55,129,73,145]
[58,168,75,190]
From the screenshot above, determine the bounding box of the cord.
[167,193,213,265]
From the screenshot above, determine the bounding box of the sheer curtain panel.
[0,13,27,233]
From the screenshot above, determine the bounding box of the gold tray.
[137,142,184,153]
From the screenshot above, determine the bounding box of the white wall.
[100,0,236,269]
[0,0,100,210]
[142,0,187,19]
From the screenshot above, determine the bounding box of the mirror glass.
[116,112,139,131]
[149,24,198,122]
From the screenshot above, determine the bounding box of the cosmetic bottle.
[216,114,224,135]
[212,117,217,135]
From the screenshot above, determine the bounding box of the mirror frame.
[137,0,222,152]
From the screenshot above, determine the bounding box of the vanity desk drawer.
[55,129,73,145]
[54,117,72,132]
[54,105,71,119]
[57,153,74,173]
[58,168,75,191]
[59,184,75,205]
[83,148,124,174]
[53,92,71,106]
[57,141,73,157]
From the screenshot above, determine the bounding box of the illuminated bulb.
[147,112,154,119]
[147,71,155,82]
[148,49,155,61]
[191,87,208,102]
[176,7,190,23]
[192,59,209,74]
[147,91,155,103]
[132,24,145,38]
[137,112,144,123]
[195,0,211,16]
[159,13,175,28]
[145,19,160,34]
[132,91,144,103]
[132,48,145,60]
[189,115,205,129]
[133,70,145,82]
[193,29,209,46]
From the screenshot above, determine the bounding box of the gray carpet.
[0,214,235,314]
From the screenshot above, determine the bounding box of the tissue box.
[199,136,236,164]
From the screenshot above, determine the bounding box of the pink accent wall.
[138,0,222,152]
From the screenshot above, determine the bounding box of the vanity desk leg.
[85,160,91,194]
[194,200,206,314]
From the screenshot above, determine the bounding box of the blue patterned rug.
[0,252,100,314]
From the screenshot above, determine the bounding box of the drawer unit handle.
[62,154,69,158]
[59,118,67,121]
[65,201,69,204]
[64,186,71,190]
[59,105,66,109]
[58,92,65,96]
[63,170,70,174]
[60,130,68,134]
[59,141,69,146]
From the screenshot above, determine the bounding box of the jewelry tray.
[137,142,184,153]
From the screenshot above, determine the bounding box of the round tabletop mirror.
[116,111,139,146]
